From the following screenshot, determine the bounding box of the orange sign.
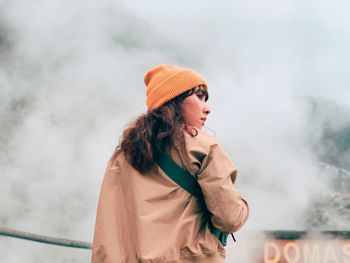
[262,240,350,263]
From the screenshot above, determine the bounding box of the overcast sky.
[123,0,350,107]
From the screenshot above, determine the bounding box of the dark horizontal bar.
[2,226,350,249]
[0,227,92,249]
[264,230,350,240]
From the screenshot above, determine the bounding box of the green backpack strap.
[154,150,236,246]
[154,151,204,199]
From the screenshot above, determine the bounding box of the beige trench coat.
[92,128,249,263]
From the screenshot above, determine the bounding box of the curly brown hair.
[120,86,207,174]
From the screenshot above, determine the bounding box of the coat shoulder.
[184,127,219,154]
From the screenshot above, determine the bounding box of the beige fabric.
[91,128,249,263]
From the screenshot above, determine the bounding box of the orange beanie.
[144,64,208,111]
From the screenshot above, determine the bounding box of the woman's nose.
[203,104,211,115]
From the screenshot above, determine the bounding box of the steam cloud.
[1,0,349,262]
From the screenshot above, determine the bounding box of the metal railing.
[2,226,350,250]
[0,226,91,249]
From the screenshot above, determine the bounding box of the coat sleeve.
[187,137,249,233]
[91,149,128,263]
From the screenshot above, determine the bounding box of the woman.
[92,64,249,263]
